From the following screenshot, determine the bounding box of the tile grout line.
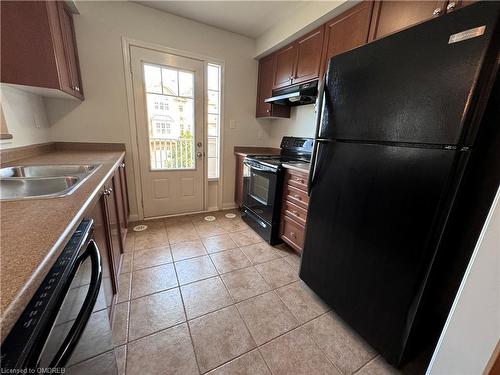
[119,274,304,347]
[171,247,203,375]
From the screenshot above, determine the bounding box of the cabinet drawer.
[285,169,308,191]
[284,185,309,209]
[280,215,305,252]
[282,200,307,226]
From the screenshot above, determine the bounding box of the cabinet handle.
[103,188,111,196]
[120,162,125,168]
[295,178,304,183]
[432,7,442,16]
[294,194,302,200]
[446,2,456,11]
[292,210,299,216]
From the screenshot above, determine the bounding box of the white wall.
[0,84,51,149]
[427,187,500,375]
[266,105,317,147]
[45,1,271,218]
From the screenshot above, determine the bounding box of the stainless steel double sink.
[0,164,101,201]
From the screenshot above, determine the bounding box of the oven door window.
[243,164,277,224]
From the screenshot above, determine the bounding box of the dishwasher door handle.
[48,239,102,368]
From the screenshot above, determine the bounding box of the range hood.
[265,80,318,106]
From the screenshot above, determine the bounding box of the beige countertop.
[0,148,125,340]
[234,146,280,157]
[282,162,310,174]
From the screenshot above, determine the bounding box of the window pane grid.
[144,62,195,171]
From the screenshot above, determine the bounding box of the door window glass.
[144,63,195,170]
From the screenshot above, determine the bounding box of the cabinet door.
[369,1,448,41]
[256,55,291,118]
[57,1,83,98]
[293,26,325,85]
[88,194,117,313]
[118,161,130,218]
[256,54,275,117]
[103,177,123,276]
[322,2,373,74]
[273,44,297,89]
[234,154,245,207]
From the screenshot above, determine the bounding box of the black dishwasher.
[1,219,117,372]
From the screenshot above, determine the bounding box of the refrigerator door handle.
[308,73,326,196]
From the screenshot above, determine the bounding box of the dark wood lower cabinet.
[113,162,128,249]
[88,193,118,318]
[85,157,129,321]
[102,174,124,278]
[235,154,245,208]
[280,168,309,253]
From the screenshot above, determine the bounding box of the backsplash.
[266,104,316,147]
[0,84,51,149]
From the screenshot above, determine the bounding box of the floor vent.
[133,224,148,232]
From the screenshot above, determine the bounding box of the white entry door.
[130,46,205,218]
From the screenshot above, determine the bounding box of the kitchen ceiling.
[134,1,305,38]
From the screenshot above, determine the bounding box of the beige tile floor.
[79,210,419,375]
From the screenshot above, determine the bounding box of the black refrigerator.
[300,1,500,367]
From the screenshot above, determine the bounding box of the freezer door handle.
[308,73,326,196]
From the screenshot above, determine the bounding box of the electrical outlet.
[33,113,41,129]
[229,119,236,129]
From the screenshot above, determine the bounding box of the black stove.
[241,137,313,244]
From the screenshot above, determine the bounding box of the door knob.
[196,152,203,158]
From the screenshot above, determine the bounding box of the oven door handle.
[48,239,102,368]
[243,160,276,173]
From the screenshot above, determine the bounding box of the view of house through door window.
[144,64,195,170]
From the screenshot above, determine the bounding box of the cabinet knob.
[290,232,296,238]
[295,178,304,183]
[120,162,125,168]
[103,188,111,196]
[292,210,299,216]
[446,2,456,11]
[432,7,442,16]
[266,109,270,113]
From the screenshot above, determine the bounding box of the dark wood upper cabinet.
[57,2,83,98]
[0,1,83,99]
[369,1,448,41]
[256,54,290,118]
[273,44,297,89]
[322,2,374,74]
[293,26,325,84]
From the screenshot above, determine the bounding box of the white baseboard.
[128,214,139,222]
[222,202,238,210]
